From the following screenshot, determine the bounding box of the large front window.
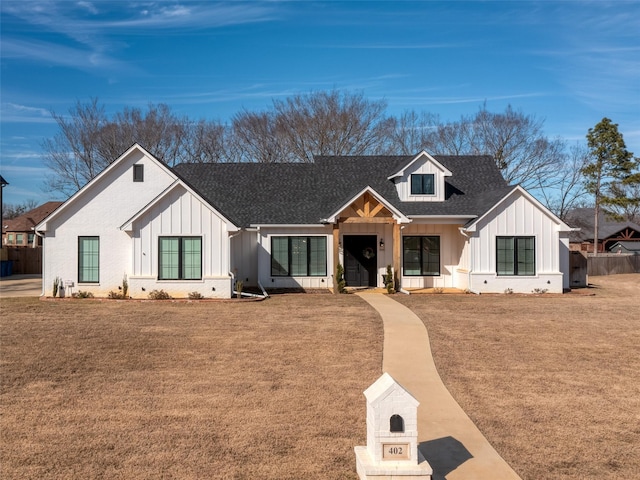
[271,236,327,276]
[403,236,440,276]
[497,236,535,276]
[78,236,99,283]
[159,237,202,280]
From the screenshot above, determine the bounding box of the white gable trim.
[120,179,239,233]
[387,150,452,180]
[324,186,410,224]
[462,185,573,233]
[35,143,174,232]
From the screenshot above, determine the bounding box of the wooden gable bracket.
[348,192,393,220]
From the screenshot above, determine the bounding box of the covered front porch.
[327,188,468,293]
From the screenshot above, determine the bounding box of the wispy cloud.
[0,102,55,124]
[1,1,278,75]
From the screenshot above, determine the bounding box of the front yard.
[1,274,638,479]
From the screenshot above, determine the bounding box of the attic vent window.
[133,164,144,182]
[410,174,434,195]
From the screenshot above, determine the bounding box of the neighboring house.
[2,201,64,247]
[36,144,574,298]
[565,208,640,254]
[609,241,640,255]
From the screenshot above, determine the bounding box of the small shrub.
[148,289,172,300]
[122,275,129,298]
[188,291,204,300]
[532,288,548,294]
[235,280,243,299]
[74,291,94,299]
[336,263,347,294]
[53,276,61,297]
[108,291,126,299]
[432,287,444,294]
[385,265,395,294]
[504,288,514,294]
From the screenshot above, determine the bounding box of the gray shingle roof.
[173,155,511,227]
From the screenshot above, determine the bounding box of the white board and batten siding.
[129,184,234,298]
[257,226,334,290]
[394,159,448,202]
[400,223,465,289]
[468,190,565,293]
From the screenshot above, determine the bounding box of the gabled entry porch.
[328,188,408,293]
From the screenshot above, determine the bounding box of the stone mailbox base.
[355,446,432,480]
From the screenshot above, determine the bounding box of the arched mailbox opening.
[390,414,405,433]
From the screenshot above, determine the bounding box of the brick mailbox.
[355,373,432,479]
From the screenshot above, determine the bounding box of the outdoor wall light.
[379,238,385,249]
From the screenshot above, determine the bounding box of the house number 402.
[382,443,410,460]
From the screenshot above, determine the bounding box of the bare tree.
[272,90,391,162]
[3,200,40,220]
[383,110,440,154]
[231,110,287,163]
[43,98,110,196]
[536,143,589,220]
[431,116,478,155]
[43,100,190,195]
[182,120,229,164]
[472,105,564,191]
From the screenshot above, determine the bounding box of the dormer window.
[133,164,144,182]
[410,174,434,195]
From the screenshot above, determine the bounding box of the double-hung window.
[403,236,440,276]
[410,174,435,195]
[78,236,99,283]
[271,236,327,276]
[159,237,202,280]
[496,236,535,276]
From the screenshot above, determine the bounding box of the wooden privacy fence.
[588,254,640,276]
[3,246,43,275]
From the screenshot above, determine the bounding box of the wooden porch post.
[333,223,340,294]
[393,222,401,291]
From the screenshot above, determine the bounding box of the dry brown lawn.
[0,296,383,479]
[395,274,640,480]
[2,275,639,480]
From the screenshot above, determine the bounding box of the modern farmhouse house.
[36,144,573,298]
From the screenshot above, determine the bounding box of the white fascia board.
[409,215,477,225]
[325,186,410,223]
[120,179,239,232]
[463,185,573,233]
[35,143,169,232]
[387,150,452,180]
[249,224,328,228]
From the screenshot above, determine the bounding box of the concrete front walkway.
[357,293,522,480]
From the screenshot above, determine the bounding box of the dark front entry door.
[344,235,377,287]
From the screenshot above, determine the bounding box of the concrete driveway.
[0,274,43,298]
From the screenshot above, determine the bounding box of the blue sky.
[1,0,639,205]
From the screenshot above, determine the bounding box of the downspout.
[459,227,480,295]
[35,229,45,297]
[228,229,242,298]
